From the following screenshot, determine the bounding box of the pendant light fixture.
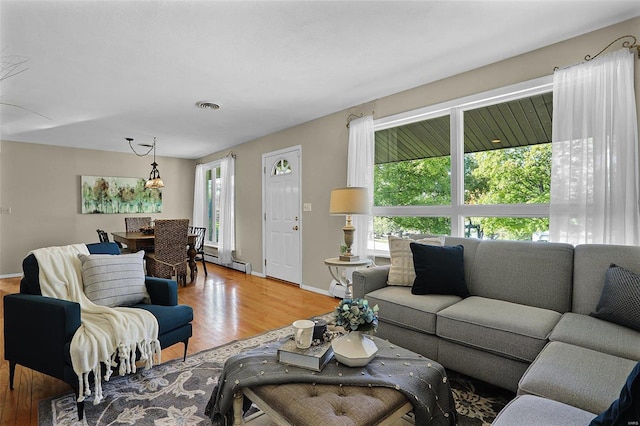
[126,137,165,189]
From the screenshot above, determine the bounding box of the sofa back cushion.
[458,239,574,312]
[573,244,640,315]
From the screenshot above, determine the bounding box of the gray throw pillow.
[79,250,149,307]
[590,264,640,332]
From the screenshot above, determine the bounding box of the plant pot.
[331,331,378,367]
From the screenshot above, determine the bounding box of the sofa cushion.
[410,243,469,298]
[79,250,150,307]
[387,236,444,286]
[550,312,640,360]
[366,286,460,334]
[85,242,122,255]
[493,395,596,426]
[572,244,640,315]
[133,303,194,335]
[590,264,640,332]
[437,296,561,362]
[518,341,637,414]
[590,361,640,426]
[466,240,574,312]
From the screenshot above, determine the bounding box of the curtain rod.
[346,111,375,128]
[554,35,639,71]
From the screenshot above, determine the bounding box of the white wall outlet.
[303,203,312,212]
[0,207,11,214]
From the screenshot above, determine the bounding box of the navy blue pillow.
[590,361,640,426]
[410,243,469,298]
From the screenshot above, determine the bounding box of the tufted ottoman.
[235,383,413,425]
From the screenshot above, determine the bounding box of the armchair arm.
[3,294,80,379]
[144,277,178,306]
[351,265,391,299]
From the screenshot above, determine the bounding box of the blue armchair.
[3,242,194,420]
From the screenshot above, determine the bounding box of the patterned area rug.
[38,320,514,425]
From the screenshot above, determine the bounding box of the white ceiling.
[1,1,639,160]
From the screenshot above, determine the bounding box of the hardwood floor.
[0,263,339,426]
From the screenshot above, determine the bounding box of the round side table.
[324,257,373,299]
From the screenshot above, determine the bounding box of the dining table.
[112,231,198,284]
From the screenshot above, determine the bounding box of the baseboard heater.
[204,253,251,274]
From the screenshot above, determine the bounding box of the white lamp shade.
[329,187,371,215]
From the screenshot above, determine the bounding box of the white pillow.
[387,235,445,286]
[79,250,149,307]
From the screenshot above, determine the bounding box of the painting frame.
[81,175,162,214]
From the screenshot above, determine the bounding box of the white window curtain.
[192,163,206,228]
[550,48,640,245]
[218,155,236,265]
[347,115,375,257]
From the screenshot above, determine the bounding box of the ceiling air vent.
[195,101,221,110]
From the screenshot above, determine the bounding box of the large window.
[203,161,221,245]
[372,78,552,252]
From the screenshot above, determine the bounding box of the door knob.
[293,226,299,231]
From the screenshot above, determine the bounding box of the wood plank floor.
[0,263,339,426]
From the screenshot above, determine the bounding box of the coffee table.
[226,336,454,425]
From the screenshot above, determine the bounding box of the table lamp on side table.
[329,186,371,262]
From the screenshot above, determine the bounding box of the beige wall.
[199,17,640,294]
[0,141,195,275]
[1,18,638,286]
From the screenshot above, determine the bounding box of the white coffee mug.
[292,319,315,349]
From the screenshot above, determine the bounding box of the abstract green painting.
[81,175,162,214]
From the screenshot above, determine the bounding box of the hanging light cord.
[126,137,154,157]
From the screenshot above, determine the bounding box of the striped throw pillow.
[387,235,445,286]
[79,250,149,307]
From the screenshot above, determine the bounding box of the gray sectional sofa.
[351,237,640,423]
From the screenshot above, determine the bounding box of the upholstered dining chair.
[188,226,208,277]
[125,216,154,252]
[146,219,190,285]
[125,216,152,232]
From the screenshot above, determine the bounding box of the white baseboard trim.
[0,273,22,279]
[251,271,266,278]
[301,283,334,298]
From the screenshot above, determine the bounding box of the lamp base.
[339,254,360,262]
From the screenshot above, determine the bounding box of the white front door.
[263,147,302,284]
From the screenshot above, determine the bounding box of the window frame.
[371,76,553,255]
[201,160,221,247]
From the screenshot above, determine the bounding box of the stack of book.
[277,339,334,372]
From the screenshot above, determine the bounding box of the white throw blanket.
[32,244,161,404]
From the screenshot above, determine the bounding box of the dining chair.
[125,216,152,232]
[146,219,190,285]
[188,226,208,277]
[96,229,109,243]
[125,216,154,252]
[96,229,125,251]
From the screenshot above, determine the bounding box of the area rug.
[38,321,513,426]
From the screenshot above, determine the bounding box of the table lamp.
[329,186,371,261]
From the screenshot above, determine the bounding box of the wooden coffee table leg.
[233,391,244,426]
